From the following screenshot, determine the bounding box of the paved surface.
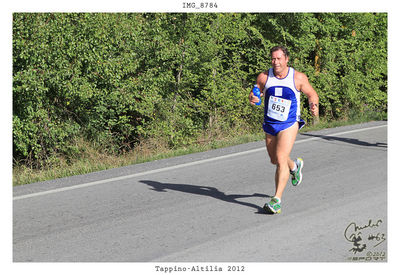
[13,121,387,262]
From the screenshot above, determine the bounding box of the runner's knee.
[276,155,289,167]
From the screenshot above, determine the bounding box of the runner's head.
[270,46,289,75]
[270,45,289,58]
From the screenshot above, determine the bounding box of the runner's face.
[271,50,289,75]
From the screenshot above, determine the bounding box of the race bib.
[267,96,291,121]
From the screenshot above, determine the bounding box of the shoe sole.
[263,203,281,214]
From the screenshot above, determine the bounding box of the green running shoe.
[264,197,281,214]
[291,158,303,186]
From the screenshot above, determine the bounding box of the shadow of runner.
[300,133,387,148]
[139,180,271,214]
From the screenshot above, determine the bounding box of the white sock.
[273,196,281,203]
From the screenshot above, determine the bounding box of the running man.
[249,46,319,214]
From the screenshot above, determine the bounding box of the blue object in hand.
[252,85,262,106]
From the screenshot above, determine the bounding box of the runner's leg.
[265,133,277,165]
[265,131,296,169]
[274,123,298,199]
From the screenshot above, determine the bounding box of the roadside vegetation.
[13,13,387,185]
[13,110,386,186]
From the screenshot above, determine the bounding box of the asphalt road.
[13,121,387,262]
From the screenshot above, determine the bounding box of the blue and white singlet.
[262,67,305,136]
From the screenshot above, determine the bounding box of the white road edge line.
[13,124,387,201]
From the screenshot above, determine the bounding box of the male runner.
[249,46,319,214]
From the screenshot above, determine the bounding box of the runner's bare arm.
[249,72,268,105]
[296,72,319,117]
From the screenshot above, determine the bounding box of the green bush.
[13,13,387,168]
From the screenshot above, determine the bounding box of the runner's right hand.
[249,92,263,105]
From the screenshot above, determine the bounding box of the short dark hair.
[270,46,289,58]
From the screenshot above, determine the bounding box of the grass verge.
[13,112,386,186]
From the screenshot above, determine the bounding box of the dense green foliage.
[13,13,387,168]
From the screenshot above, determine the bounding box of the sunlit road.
[13,121,387,262]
